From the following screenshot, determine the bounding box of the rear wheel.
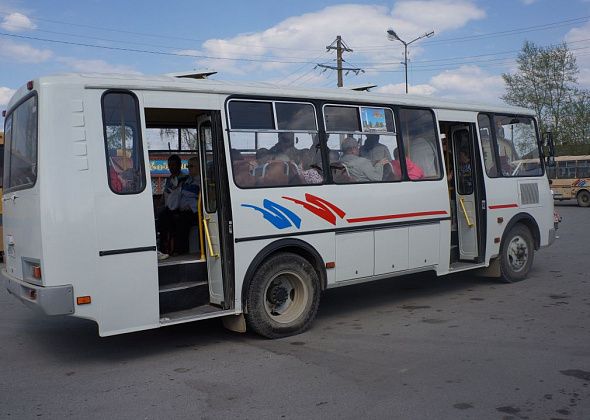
[499,224,534,283]
[577,190,590,207]
[245,252,320,338]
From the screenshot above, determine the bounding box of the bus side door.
[452,125,479,261]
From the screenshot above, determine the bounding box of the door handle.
[202,217,220,259]
[459,197,474,228]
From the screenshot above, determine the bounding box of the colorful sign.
[149,159,189,175]
[361,107,387,132]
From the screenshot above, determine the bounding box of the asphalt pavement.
[0,201,589,419]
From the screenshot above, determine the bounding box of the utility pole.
[317,35,363,87]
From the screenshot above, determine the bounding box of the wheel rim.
[581,193,590,204]
[507,234,529,272]
[263,270,309,324]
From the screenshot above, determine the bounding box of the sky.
[1,0,590,116]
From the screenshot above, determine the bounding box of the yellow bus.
[546,155,590,207]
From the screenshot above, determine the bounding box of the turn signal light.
[32,265,42,279]
[325,261,336,269]
[76,296,92,305]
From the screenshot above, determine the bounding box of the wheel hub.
[268,283,289,305]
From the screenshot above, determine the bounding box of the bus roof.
[7,72,536,117]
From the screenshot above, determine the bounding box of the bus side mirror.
[542,131,556,167]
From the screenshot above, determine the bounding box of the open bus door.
[451,125,480,261]
[197,113,231,307]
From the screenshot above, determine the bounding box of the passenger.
[173,156,201,254]
[409,137,438,177]
[269,132,299,161]
[157,154,188,255]
[360,134,392,163]
[391,148,424,180]
[340,136,387,182]
[458,150,473,191]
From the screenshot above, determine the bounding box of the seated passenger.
[392,148,424,180]
[410,137,438,178]
[360,134,392,163]
[269,132,299,161]
[340,136,387,182]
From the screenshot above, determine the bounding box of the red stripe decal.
[346,210,448,224]
[489,204,519,210]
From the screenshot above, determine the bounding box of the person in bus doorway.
[341,136,388,182]
[157,154,188,256]
[458,149,473,191]
[172,156,201,254]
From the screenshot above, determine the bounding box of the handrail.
[202,217,220,259]
[197,193,205,260]
[459,197,474,227]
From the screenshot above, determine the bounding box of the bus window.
[577,160,590,178]
[227,100,322,187]
[323,105,399,184]
[493,115,542,177]
[557,160,577,179]
[4,95,38,191]
[398,108,441,180]
[477,114,498,177]
[102,91,146,194]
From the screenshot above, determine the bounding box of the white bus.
[1,74,555,338]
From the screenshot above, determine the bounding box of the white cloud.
[57,57,142,75]
[0,86,16,106]
[520,0,538,5]
[565,21,590,88]
[0,39,52,63]
[376,82,437,96]
[1,12,36,32]
[430,65,504,102]
[195,2,485,76]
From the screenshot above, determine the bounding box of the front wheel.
[499,224,534,283]
[577,190,590,207]
[245,253,321,338]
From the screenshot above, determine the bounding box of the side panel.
[409,224,440,268]
[374,227,409,275]
[335,231,374,281]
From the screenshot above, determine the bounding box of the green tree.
[502,41,579,144]
[559,89,590,145]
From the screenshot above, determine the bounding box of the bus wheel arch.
[242,239,327,311]
[498,214,538,283]
[576,189,590,207]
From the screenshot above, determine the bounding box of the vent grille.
[520,183,539,205]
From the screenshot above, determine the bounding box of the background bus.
[0,131,3,256]
[546,155,590,207]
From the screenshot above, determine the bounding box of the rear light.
[32,265,42,279]
[76,296,92,305]
[27,80,34,90]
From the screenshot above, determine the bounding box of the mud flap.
[222,314,247,333]
[475,257,501,278]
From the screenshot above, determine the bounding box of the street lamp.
[386,28,434,94]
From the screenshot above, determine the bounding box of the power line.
[353,15,590,51]
[0,31,316,65]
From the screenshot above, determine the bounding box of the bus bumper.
[1,268,74,315]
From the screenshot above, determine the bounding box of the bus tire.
[577,190,590,207]
[245,252,320,339]
[499,224,534,283]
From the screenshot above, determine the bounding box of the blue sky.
[1,0,590,113]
